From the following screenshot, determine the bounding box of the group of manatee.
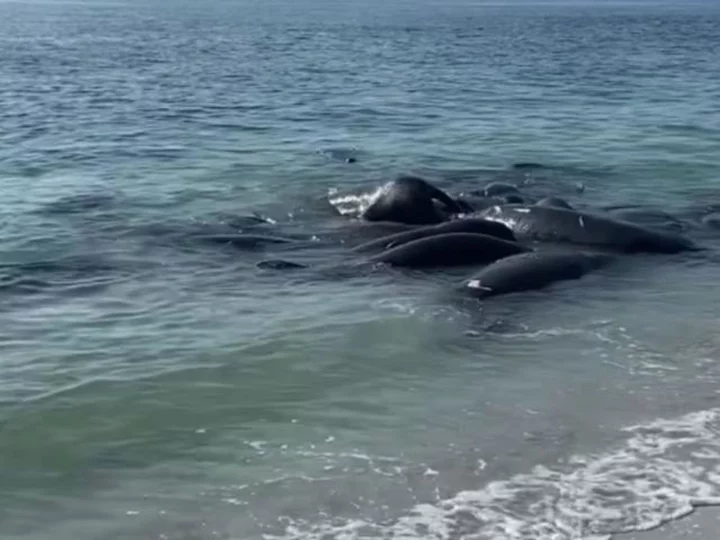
[251,167,705,302]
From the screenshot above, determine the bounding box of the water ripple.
[1,1,720,539]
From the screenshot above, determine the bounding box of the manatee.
[464,250,613,299]
[368,232,529,268]
[604,207,685,231]
[454,195,508,212]
[535,196,573,210]
[196,234,295,249]
[512,162,545,170]
[257,259,308,270]
[504,194,525,204]
[702,212,720,229]
[452,198,476,214]
[39,192,116,215]
[224,212,277,228]
[483,182,521,197]
[352,218,516,254]
[479,204,698,254]
[362,175,464,225]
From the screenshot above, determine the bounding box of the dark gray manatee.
[352,218,516,254]
[454,195,507,212]
[535,196,573,210]
[361,175,464,225]
[479,204,698,254]
[512,162,546,170]
[459,181,524,206]
[324,220,417,246]
[464,250,613,299]
[505,194,525,204]
[257,259,308,270]
[368,232,529,268]
[452,198,476,214]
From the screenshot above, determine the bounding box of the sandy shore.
[615,508,720,540]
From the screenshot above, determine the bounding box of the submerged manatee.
[702,213,720,229]
[352,218,516,253]
[361,175,463,225]
[368,232,529,268]
[464,250,613,299]
[535,196,573,210]
[257,259,308,270]
[504,194,525,204]
[318,147,359,163]
[512,162,546,170]
[479,204,698,254]
[196,234,295,249]
[483,182,521,198]
[38,192,117,215]
[604,206,685,232]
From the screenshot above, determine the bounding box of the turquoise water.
[2,1,720,539]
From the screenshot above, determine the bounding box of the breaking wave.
[269,408,720,540]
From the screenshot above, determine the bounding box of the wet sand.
[616,509,720,540]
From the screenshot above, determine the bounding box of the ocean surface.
[2,1,720,539]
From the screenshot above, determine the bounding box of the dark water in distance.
[2,1,720,539]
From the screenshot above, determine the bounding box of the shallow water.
[2,1,720,539]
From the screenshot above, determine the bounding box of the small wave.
[317,146,361,164]
[0,254,147,300]
[328,188,379,218]
[268,408,720,540]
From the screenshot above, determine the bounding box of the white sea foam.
[328,190,378,217]
[267,408,720,540]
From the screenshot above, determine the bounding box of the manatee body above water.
[452,198,476,214]
[231,162,703,309]
[463,250,613,299]
[352,217,516,254]
[454,195,509,212]
[479,204,698,254]
[368,232,529,268]
[361,175,463,225]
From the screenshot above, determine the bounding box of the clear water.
[2,1,720,539]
